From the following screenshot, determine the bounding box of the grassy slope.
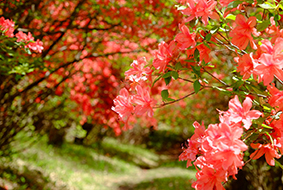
[2,137,196,190]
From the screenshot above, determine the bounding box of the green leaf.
[193,80,201,93]
[175,62,182,70]
[191,65,201,78]
[261,124,273,129]
[171,71,179,80]
[194,48,200,61]
[203,41,211,49]
[162,71,172,78]
[225,14,236,21]
[152,75,162,87]
[210,26,219,34]
[258,2,276,9]
[161,90,169,100]
[184,59,195,63]
[274,15,281,21]
[25,48,32,55]
[205,33,212,41]
[164,77,171,85]
[257,20,270,32]
[15,74,22,81]
[275,160,283,170]
[227,1,242,8]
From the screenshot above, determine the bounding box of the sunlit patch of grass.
[7,136,196,190]
[116,167,196,190]
[13,137,140,189]
[119,176,194,190]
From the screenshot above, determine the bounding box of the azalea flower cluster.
[180,0,219,25]
[0,17,43,53]
[179,96,262,189]
[236,37,283,85]
[112,57,156,129]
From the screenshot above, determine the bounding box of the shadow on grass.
[118,176,194,190]
[52,142,137,173]
[100,138,160,169]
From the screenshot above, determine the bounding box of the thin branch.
[275,75,283,85]
[154,89,203,108]
[178,77,194,83]
[202,67,229,86]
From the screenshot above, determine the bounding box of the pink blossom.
[230,31,257,50]
[112,88,134,123]
[132,85,156,117]
[175,24,196,50]
[220,95,262,129]
[124,57,152,83]
[179,140,199,167]
[0,17,15,37]
[15,31,34,42]
[27,39,44,53]
[195,0,219,25]
[153,41,177,73]
[268,85,283,111]
[181,0,218,26]
[179,121,206,167]
[181,120,248,188]
[192,163,227,190]
[15,31,44,53]
[234,14,259,36]
[254,54,283,85]
[235,53,256,80]
[260,38,283,60]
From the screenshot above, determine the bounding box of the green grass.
[1,137,196,190]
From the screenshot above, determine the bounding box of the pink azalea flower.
[179,121,206,167]
[192,164,227,190]
[195,0,219,25]
[179,140,199,167]
[225,95,262,129]
[15,31,44,53]
[0,17,15,37]
[181,0,198,22]
[132,85,156,117]
[254,54,283,85]
[112,88,134,123]
[153,41,173,72]
[175,24,196,50]
[259,38,283,60]
[15,31,34,42]
[124,57,152,83]
[27,39,44,53]
[182,0,218,26]
[267,85,283,111]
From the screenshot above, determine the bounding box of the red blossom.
[250,143,281,166]
[235,53,256,80]
[175,24,196,50]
